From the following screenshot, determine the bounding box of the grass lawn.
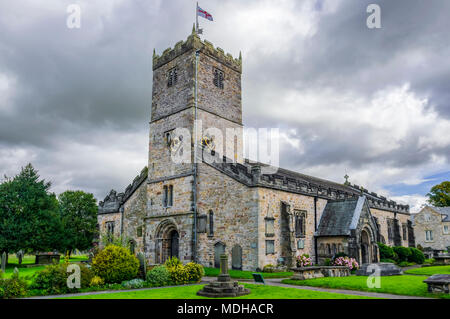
[282,275,450,299]
[2,254,89,282]
[61,283,377,299]
[204,267,292,279]
[405,265,450,276]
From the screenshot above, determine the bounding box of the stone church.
[98,30,415,270]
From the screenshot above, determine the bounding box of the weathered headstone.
[423,275,450,294]
[355,263,403,276]
[197,254,251,297]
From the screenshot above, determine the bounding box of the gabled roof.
[429,206,450,222]
[315,196,367,237]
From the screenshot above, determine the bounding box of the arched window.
[209,210,214,236]
[326,244,331,256]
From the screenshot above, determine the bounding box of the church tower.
[149,28,243,180]
[146,29,244,263]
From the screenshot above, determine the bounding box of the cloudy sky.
[1,0,449,213]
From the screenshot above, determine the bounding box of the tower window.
[168,68,178,87]
[163,185,173,207]
[209,210,214,236]
[106,221,115,242]
[213,68,224,89]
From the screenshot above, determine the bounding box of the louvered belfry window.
[168,68,178,87]
[213,68,224,89]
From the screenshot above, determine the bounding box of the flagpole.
[195,2,198,33]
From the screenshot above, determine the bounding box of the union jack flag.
[197,6,213,21]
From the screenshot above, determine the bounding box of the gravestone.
[197,254,251,298]
[423,275,450,293]
[355,263,403,276]
[1,252,6,273]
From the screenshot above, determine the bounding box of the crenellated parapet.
[200,147,410,215]
[98,189,124,214]
[152,29,242,73]
[98,167,148,215]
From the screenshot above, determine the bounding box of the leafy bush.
[121,278,146,289]
[263,264,275,273]
[0,272,28,299]
[424,258,435,265]
[393,246,411,262]
[333,252,348,259]
[165,256,182,269]
[333,257,359,270]
[324,258,332,266]
[398,261,415,267]
[146,265,171,287]
[408,247,425,264]
[92,245,139,284]
[168,264,189,285]
[30,263,94,295]
[378,242,397,260]
[184,262,204,283]
[89,276,104,287]
[380,258,396,264]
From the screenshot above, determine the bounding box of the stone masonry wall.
[371,208,410,247]
[257,187,328,269]
[197,52,242,125]
[414,207,450,251]
[97,212,122,248]
[196,163,259,271]
[122,181,148,254]
[144,175,195,264]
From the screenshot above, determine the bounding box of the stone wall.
[196,163,259,271]
[257,187,328,269]
[414,207,450,251]
[121,181,148,254]
[197,52,242,125]
[97,212,122,247]
[144,175,195,264]
[371,208,410,247]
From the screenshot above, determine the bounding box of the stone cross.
[220,254,228,274]
[218,254,231,282]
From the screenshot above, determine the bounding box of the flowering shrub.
[296,254,313,267]
[333,256,359,270]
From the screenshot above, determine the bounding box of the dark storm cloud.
[0,0,449,205]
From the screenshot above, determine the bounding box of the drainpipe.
[192,49,200,263]
[314,196,318,264]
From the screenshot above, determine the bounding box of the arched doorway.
[231,245,242,270]
[360,229,371,264]
[214,242,225,268]
[155,219,179,264]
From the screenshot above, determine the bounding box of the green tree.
[427,181,450,207]
[59,190,98,255]
[0,164,63,258]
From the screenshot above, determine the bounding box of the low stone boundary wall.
[291,266,350,280]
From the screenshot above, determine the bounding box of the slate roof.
[315,196,365,237]
[430,206,450,222]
